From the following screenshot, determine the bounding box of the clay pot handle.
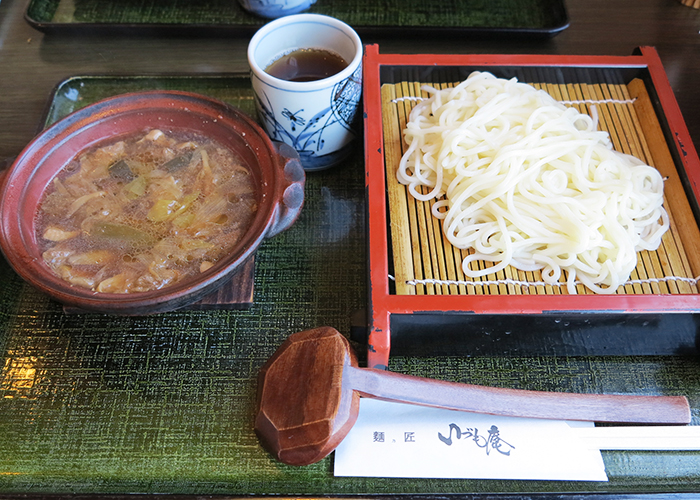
[266,141,305,238]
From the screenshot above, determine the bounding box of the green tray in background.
[24,0,569,37]
[1,74,700,496]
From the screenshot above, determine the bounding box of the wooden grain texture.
[256,327,691,466]
[382,80,700,297]
[255,326,360,466]
[187,257,255,309]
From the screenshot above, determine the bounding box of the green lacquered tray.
[24,0,569,37]
[1,74,700,496]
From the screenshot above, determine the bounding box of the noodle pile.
[397,71,669,294]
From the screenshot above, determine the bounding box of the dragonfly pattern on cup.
[254,64,362,162]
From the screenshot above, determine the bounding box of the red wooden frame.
[362,44,700,369]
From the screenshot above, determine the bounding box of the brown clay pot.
[0,91,305,315]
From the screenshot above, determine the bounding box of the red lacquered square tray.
[362,44,700,368]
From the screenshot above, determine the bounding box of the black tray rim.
[23,0,570,38]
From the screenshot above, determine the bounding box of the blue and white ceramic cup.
[247,14,363,171]
[238,0,316,19]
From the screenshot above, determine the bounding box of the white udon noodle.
[397,71,669,294]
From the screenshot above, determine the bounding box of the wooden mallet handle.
[255,327,690,466]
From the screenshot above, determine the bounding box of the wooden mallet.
[254,326,691,466]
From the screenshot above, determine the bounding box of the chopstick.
[575,426,700,450]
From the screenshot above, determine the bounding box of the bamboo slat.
[381,84,415,295]
[628,79,700,280]
[381,79,700,297]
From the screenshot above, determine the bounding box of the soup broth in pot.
[36,129,258,294]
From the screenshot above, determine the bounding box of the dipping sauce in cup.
[248,14,362,171]
[265,48,348,82]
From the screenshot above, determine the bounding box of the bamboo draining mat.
[382,79,700,296]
